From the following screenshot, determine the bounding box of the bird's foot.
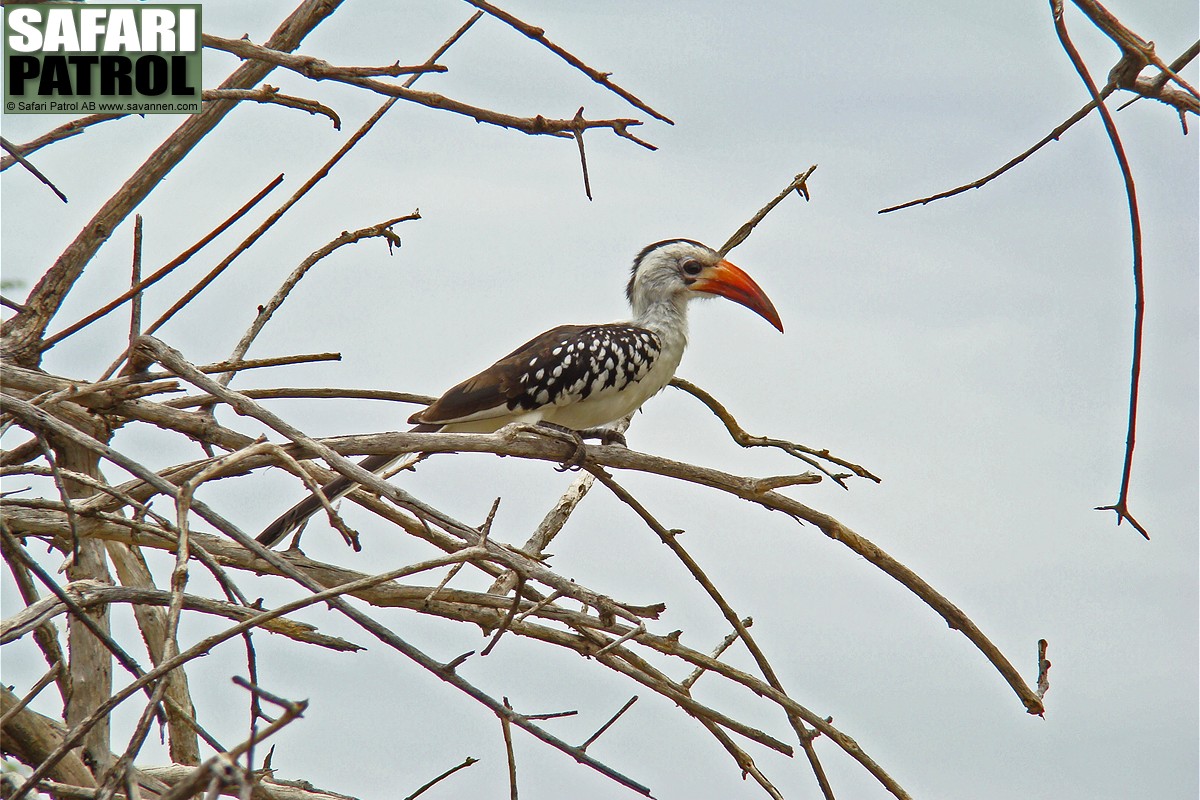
[533,422,590,471]
[577,426,628,448]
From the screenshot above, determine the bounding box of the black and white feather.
[257,239,782,547]
[407,323,668,432]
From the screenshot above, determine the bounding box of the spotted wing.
[409,323,661,426]
[409,324,588,425]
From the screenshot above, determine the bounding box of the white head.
[625,239,784,332]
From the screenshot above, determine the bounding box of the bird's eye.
[681,258,703,277]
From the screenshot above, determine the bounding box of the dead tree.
[5,1,1187,797]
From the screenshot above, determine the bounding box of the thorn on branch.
[1094,502,1150,539]
[443,650,475,673]
[573,107,593,200]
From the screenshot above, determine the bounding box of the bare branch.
[500,697,518,800]
[0,136,68,203]
[202,33,653,148]
[41,173,286,353]
[460,0,674,124]
[718,166,817,256]
[203,86,342,128]
[0,114,126,171]
[1069,0,1199,100]
[0,0,348,366]
[1050,0,1149,539]
[403,756,480,800]
[219,213,421,385]
[579,696,638,751]
[879,39,1196,215]
[671,377,880,486]
[123,14,482,352]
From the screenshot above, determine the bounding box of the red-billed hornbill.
[257,239,783,547]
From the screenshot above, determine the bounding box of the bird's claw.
[531,422,589,471]
[555,445,588,472]
[599,430,627,448]
[528,423,626,471]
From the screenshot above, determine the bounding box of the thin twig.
[203,33,653,148]
[1050,0,1149,539]
[671,377,878,486]
[218,213,421,386]
[2,585,362,652]
[163,386,435,410]
[0,136,68,203]
[135,13,481,346]
[579,696,638,751]
[680,620,752,690]
[0,661,62,729]
[204,35,447,78]
[879,39,1197,215]
[0,114,125,171]
[480,575,525,656]
[42,174,285,352]
[1,295,29,313]
[572,107,593,200]
[403,756,480,800]
[202,86,341,128]
[127,216,143,357]
[718,166,817,256]
[460,0,674,124]
[501,697,518,800]
[425,498,501,606]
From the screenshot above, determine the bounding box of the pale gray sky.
[2,2,1197,798]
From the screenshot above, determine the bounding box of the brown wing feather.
[409,324,590,425]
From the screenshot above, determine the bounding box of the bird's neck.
[631,297,689,350]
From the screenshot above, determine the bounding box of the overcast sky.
[2,2,1197,799]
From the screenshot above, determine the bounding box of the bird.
[257,239,783,548]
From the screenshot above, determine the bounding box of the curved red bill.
[690,259,784,332]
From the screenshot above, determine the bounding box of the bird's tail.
[256,424,440,548]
